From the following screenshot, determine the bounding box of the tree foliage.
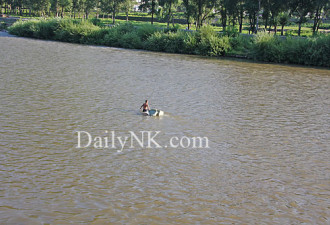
[1,0,329,35]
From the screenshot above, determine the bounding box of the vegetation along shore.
[8,18,329,67]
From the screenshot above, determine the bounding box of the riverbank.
[0,30,15,37]
[8,19,330,67]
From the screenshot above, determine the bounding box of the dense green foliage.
[252,32,330,66]
[8,19,330,67]
[1,0,329,36]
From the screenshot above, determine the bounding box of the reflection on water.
[0,35,329,224]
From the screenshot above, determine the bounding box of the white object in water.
[142,109,164,116]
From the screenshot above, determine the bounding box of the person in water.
[140,100,150,112]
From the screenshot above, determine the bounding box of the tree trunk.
[186,14,190,30]
[126,11,128,21]
[151,0,155,24]
[298,21,301,36]
[255,0,260,33]
[221,8,227,31]
[281,25,284,35]
[113,7,116,24]
[312,8,318,34]
[316,19,321,32]
[167,4,172,28]
[197,0,202,29]
[238,10,243,33]
[274,25,277,34]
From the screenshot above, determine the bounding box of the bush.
[81,28,110,45]
[144,31,168,51]
[252,32,282,62]
[223,25,239,37]
[166,32,187,53]
[7,19,330,67]
[164,24,180,33]
[103,28,120,47]
[280,37,309,64]
[119,32,142,49]
[136,24,157,41]
[54,19,100,43]
[229,35,253,52]
[0,21,7,30]
[183,32,198,54]
[306,35,330,67]
[33,19,59,39]
[113,22,136,35]
[195,26,231,56]
[88,18,102,27]
[8,19,39,37]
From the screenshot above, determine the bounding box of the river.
[0,33,329,224]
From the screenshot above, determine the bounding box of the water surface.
[0,35,329,224]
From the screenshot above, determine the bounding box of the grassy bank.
[8,19,330,67]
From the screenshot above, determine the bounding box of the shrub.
[196,26,231,56]
[136,24,157,41]
[103,29,120,47]
[304,34,330,66]
[252,32,282,62]
[33,19,59,39]
[113,22,136,35]
[164,24,180,33]
[7,19,330,67]
[54,19,100,43]
[8,19,39,37]
[229,35,253,53]
[223,25,239,37]
[164,32,186,53]
[81,28,110,45]
[119,32,142,49]
[0,21,7,30]
[183,32,198,54]
[280,37,309,64]
[89,18,102,27]
[144,31,168,51]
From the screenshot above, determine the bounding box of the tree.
[139,0,158,24]
[182,0,196,29]
[191,0,216,29]
[58,0,71,17]
[81,0,96,19]
[51,0,59,16]
[0,0,4,14]
[245,0,258,33]
[121,0,134,21]
[237,0,245,33]
[279,12,289,35]
[218,0,227,30]
[71,0,82,18]
[290,0,313,36]
[159,0,179,27]
[100,0,112,19]
[311,0,328,34]
[262,0,271,30]
[268,0,287,34]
